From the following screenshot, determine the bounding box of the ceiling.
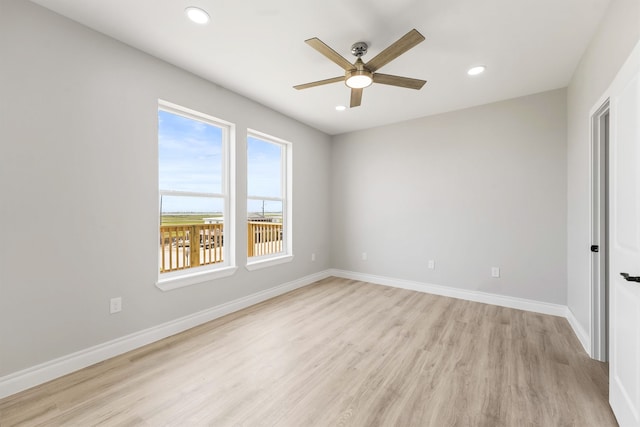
[30,0,611,135]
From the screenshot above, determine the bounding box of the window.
[157,101,236,290]
[246,130,292,269]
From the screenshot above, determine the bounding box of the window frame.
[245,129,293,270]
[156,100,237,290]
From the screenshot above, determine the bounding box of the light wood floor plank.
[0,278,617,426]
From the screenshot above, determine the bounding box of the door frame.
[590,100,610,362]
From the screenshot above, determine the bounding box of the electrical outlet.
[110,297,122,314]
[491,267,500,278]
[311,253,316,261]
[428,259,435,269]
[362,252,367,261]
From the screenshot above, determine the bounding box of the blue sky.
[159,110,222,194]
[247,136,281,198]
[247,136,283,215]
[159,110,282,214]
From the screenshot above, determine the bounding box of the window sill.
[156,266,238,291]
[246,254,294,271]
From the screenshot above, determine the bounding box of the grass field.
[161,213,283,226]
[161,214,221,226]
[160,212,282,225]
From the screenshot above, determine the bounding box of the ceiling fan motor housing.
[351,42,368,58]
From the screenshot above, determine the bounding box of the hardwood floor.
[0,278,618,426]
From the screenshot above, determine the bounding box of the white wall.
[566,0,640,336]
[0,0,332,376]
[331,89,567,304]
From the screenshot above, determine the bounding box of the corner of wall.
[565,306,591,355]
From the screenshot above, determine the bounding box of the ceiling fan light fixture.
[185,7,210,25]
[345,70,373,89]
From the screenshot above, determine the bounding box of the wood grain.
[304,38,354,71]
[0,278,617,426]
[364,29,425,73]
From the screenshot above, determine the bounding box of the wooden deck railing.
[160,221,284,273]
[247,221,283,257]
[159,224,224,273]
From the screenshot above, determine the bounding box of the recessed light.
[335,105,347,111]
[185,7,210,25]
[467,65,486,76]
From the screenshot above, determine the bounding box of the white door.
[609,40,640,427]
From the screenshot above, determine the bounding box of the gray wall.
[566,0,640,335]
[0,0,332,376]
[2,0,638,382]
[331,89,567,304]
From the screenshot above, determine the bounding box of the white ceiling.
[30,0,611,135]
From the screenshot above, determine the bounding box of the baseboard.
[565,307,591,355]
[0,269,590,400]
[0,269,331,400]
[329,269,568,317]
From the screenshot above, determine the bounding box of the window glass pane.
[247,199,282,222]
[159,110,223,194]
[247,137,282,198]
[160,195,223,225]
[247,200,283,258]
[159,196,225,273]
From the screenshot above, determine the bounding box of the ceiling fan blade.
[305,38,354,71]
[350,88,363,108]
[373,73,426,90]
[365,29,425,73]
[294,76,344,90]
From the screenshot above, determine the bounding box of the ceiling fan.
[294,29,427,108]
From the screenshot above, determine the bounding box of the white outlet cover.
[362,252,367,261]
[110,297,122,314]
[491,267,500,278]
[428,260,435,269]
